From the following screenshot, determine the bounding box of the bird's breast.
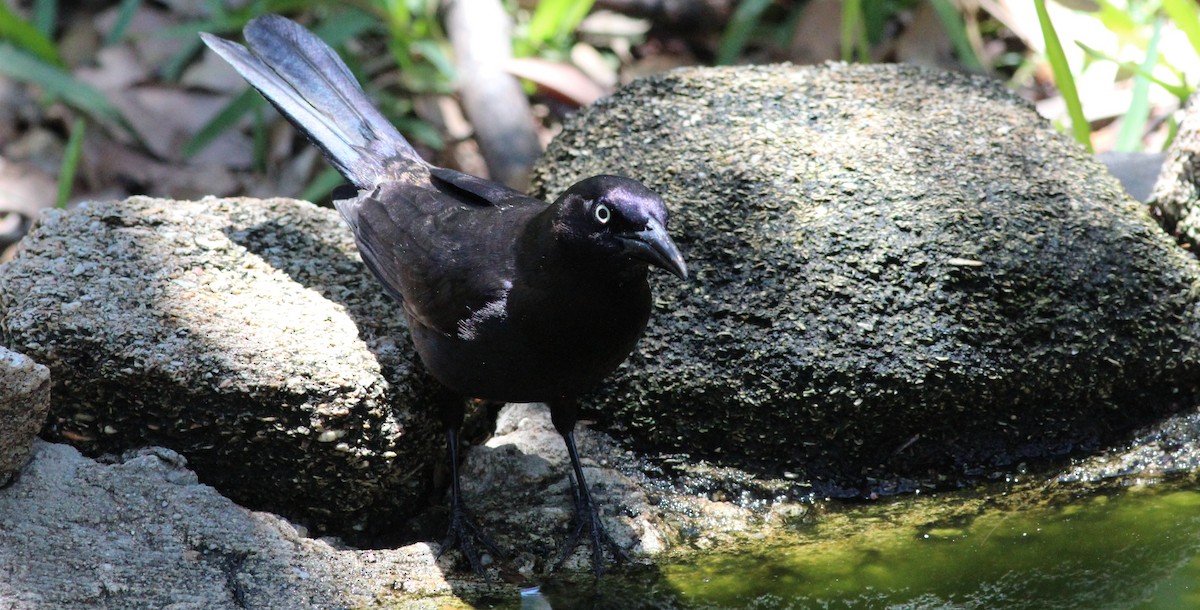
[410,278,652,402]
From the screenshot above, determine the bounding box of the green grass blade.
[1034,0,1092,152]
[717,0,772,65]
[1163,0,1200,56]
[56,117,85,209]
[182,87,261,159]
[161,36,204,81]
[300,166,345,203]
[33,0,55,38]
[105,0,142,46]
[0,43,125,128]
[1114,18,1163,152]
[253,103,268,173]
[930,0,984,72]
[841,0,868,63]
[0,3,63,66]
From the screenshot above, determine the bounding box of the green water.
[528,479,1200,609]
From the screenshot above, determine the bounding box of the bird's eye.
[594,203,612,224]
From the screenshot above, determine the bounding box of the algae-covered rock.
[0,197,441,536]
[531,63,1200,493]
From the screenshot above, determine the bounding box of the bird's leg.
[550,399,629,576]
[436,398,502,575]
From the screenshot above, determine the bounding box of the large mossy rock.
[0,197,441,536]
[532,63,1200,494]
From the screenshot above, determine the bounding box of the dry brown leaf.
[505,57,608,107]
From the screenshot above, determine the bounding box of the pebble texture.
[1152,94,1200,246]
[531,63,1200,493]
[0,197,442,536]
[0,346,49,485]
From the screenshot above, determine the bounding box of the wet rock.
[1058,407,1200,484]
[0,346,49,485]
[531,63,1200,494]
[0,197,442,537]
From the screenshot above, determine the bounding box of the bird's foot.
[437,504,503,576]
[553,491,629,577]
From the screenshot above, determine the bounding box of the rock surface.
[0,197,442,536]
[0,346,49,485]
[0,440,460,609]
[1152,94,1200,246]
[532,63,1200,494]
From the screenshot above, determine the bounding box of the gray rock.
[0,197,441,536]
[1096,151,1165,203]
[531,63,1200,494]
[0,346,49,485]
[1152,94,1200,246]
[454,403,678,574]
[0,440,460,609]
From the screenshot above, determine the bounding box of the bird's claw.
[553,485,629,577]
[437,504,503,576]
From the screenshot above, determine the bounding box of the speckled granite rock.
[0,346,49,485]
[0,197,442,536]
[531,63,1200,494]
[1152,94,1200,246]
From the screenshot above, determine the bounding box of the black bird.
[201,16,686,575]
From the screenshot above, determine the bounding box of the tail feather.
[200,15,420,189]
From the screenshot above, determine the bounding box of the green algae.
[659,479,1200,608]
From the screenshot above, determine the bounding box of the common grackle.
[201,15,686,576]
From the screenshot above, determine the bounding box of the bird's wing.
[342,180,540,337]
[427,165,532,208]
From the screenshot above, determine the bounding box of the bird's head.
[552,175,687,280]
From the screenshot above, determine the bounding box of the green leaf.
[0,3,63,66]
[33,0,55,39]
[1077,41,1191,101]
[105,0,142,46]
[1093,0,1137,38]
[1034,0,1092,152]
[930,0,984,72]
[527,0,594,49]
[410,38,456,81]
[1114,18,1162,152]
[56,117,85,209]
[717,0,772,65]
[313,8,380,47]
[300,166,345,203]
[182,87,262,159]
[0,43,126,129]
[1163,0,1200,57]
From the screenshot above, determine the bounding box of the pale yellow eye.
[594,203,611,224]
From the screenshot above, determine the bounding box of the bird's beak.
[620,218,688,280]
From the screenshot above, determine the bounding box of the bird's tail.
[201,15,420,189]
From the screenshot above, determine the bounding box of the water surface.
[521,477,1200,609]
